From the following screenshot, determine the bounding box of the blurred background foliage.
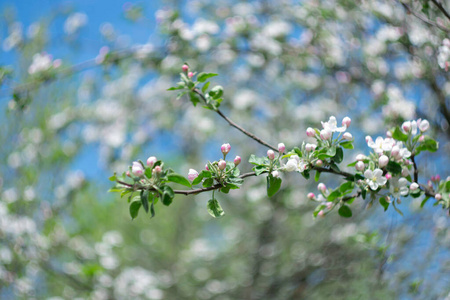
[0,0,449,299]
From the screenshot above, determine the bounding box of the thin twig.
[411,154,419,183]
[400,2,450,33]
[431,0,450,22]
[193,88,278,151]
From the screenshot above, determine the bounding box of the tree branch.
[431,0,450,23]
[193,88,278,151]
[400,1,450,33]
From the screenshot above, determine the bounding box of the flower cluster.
[28,52,61,76]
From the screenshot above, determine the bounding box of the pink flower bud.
[435,193,442,200]
[307,192,315,200]
[318,183,326,192]
[188,169,199,181]
[153,166,162,174]
[278,143,286,153]
[391,146,400,158]
[385,173,392,180]
[402,121,411,133]
[320,129,332,140]
[188,71,194,78]
[318,210,325,217]
[342,116,351,128]
[306,127,315,137]
[378,155,389,168]
[419,119,429,132]
[326,202,333,210]
[147,156,157,167]
[126,171,131,177]
[315,160,323,167]
[221,143,231,155]
[410,182,419,190]
[343,132,353,140]
[234,156,241,166]
[365,136,373,143]
[356,154,366,161]
[131,161,144,177]
[182,64,189,72]
[355,161,365,171]
[218,160,226,170]
[205,164,209,171]
[435,175,441,181]
[428,180,433,187]
[419,135,425,142]
[267,150,275,160]
[305,144,313,152]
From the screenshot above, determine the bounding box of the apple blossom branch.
[399,1,450,33]
[193,88,278,152]
[431,0,450,23]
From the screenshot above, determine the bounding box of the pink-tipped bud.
[278,143,286,153]
[218,160,227,170]
[402,121,411,133]
[355,161,365,172]
[326,202,333,210]
[306,127,315,137]
[435,175,441,181]
[267,150,275,160]
[356,154,366,161]
[320,129,332,140]
[126,171,131,177]
[205,164,209,171]
[153,166,162,174]
[410,182,419,190]
[147,156,157,167]
[131,161,144,177]
[318,210,325,217]
[234,156,241,166]
[419,119,429,132]
[188,71,194,78]
[428,180,433,187]
[342,116,351,128]
[315,160,323,167]
[221,143,231,155]
[318,183,326,192]
[188,169,199,181]
[386,131,392,138]
[385,173,392,180]
[419,135,425,142]
[379,155,389,168]
[305,143,313,152]
[307,192,315,200]
[391,146,400,158]
[182,64,189,72]
[365,136,373,143]
[343,132,353,140]
[435,193,442,200]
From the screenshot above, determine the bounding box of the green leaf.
[221,186,230,194]
[207,199,225,218]
[328,189,342,202]
[347,161,357,167]
[361,189,367,199]
[188,91,200,106]
[415,136,439,154]
[192,171,211,186]
[141,190,149,213]
[167,174,191,188]
[339,181,354,193]
[341,141,354,149]
[176,91,187,99]
[209,85,223,99]
[333,147,344,163]
[167,84,185,91]
[162,186,175,206]
[197,72,218,83]
[109,173,117,181]
[253,165,267,176]
[129,199,141,219]
[379,196,389,211]
[227,177,243,186]
[386,161,402,175]
[329,162,341,173]
[108,187,123,193]
[144,168,152,179]
[293,147,302,157]
[314,171,321,182]
[392,127,408,142]
[202,81,210,93]
[327,146,336,157]
[203,178,214,188]
[249,154,265,166]
[150,195,156,218]
[338,205,352,218]
[267,175,282,197]
[301,170,310,180]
